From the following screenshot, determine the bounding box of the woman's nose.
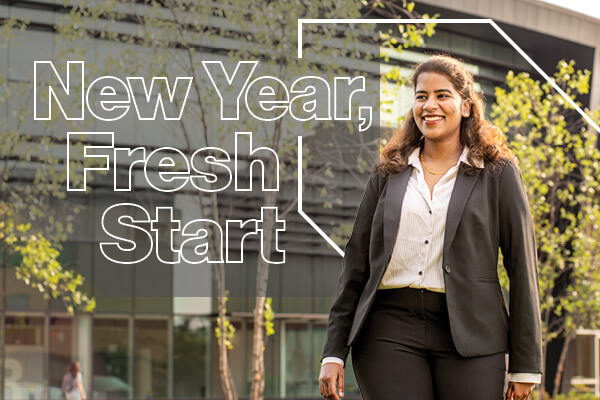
[423,97,438,111]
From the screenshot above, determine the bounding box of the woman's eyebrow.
[415,89,453,95]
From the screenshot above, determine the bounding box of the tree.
[491,60,600,397]
[0,17,95,315]
[42,1,436,398]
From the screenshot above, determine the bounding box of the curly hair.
[374,55,514,176]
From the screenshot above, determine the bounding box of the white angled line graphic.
[296,18,600,257]
[297,136,345,257]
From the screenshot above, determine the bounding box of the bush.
[552,390,598,400]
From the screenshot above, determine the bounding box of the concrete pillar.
[71,314,93,393]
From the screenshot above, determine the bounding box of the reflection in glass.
[49,317,72,396]
[173,316,210,398]
[93,318,130,399]
[283,322,359,398]
[5,271,47,311]
[285,322,312,397]
[4,316,46,400]
[134,319,168,398]
[574,335,594,378]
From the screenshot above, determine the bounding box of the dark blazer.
[322,159,543,374]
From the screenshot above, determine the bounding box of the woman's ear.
[462,99,472,118]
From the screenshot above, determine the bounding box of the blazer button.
[444,264,451,274]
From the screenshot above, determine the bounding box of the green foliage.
[0,204,95,313]
[0,16,28,42]
[551,389,599,400]
[264,297,275,337]
[330,222,354,247]
[215,297,236,350]
[491,60,600,346]
[1,18,95,314]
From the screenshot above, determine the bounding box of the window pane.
[573,335,594,379]
[93,318,130,399]
[312,324,360,397]
[93,246,133,313]
[49,317,72,398]
[173,317,210,398]
[4,316,46,400]
[134,319,168,398]
[5,270,47,311]
[285,322,313,397]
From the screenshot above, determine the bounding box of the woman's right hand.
[319,362,344,399]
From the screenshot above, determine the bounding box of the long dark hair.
[375,55,514,176]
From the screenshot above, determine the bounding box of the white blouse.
[378,146,482,292]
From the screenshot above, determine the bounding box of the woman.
[319,55,542,400]
[62,362,86,400]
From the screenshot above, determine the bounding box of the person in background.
[62,361,86,400]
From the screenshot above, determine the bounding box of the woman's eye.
[415,95,426,100]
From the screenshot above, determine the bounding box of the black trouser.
[351,288,506,400]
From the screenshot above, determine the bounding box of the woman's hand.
[505,382,535,400]
[319,362,344,399]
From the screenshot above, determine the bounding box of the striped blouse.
[378,146,483,292]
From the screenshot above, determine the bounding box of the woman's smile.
[423,114,445,124]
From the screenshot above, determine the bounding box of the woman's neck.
[421,139,463,163]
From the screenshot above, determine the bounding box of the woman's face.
[412,72,468,145]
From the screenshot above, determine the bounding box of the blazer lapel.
[443,165,482,255]
[383,167,412,263]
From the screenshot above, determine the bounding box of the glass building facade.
[1,0,599,398]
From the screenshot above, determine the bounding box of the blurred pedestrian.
[61,362,86,400]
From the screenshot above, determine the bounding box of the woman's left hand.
[505,382,535,400]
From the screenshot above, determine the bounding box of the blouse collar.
[407,146,484,170]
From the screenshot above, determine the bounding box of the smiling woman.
[319,55,543,400]
[411,71,471,193]
[413,73,467,143]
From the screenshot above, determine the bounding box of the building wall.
[416,0,600,108]
[1,0,599,398]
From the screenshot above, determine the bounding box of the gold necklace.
[419,152,446,175]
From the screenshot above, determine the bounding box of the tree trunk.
[250,295,267,400]
[250,154,280,399]
[214,257,237,400]
[207,190,237,400]
[171,38,239,399]
[552,330,575,398]
[217,293,238,400]
[250,191,277,400]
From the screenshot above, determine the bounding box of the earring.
[463,112,470,117]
